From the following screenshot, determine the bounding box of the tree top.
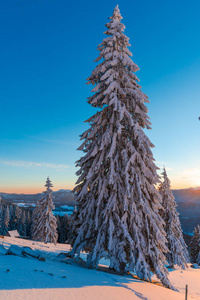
[45,177,53,190]
[110,5,122,21]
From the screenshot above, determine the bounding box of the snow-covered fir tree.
[8,204,15,230]
[14,205,22,232]
[26,210,32,237]
[31,201,40,238]
[31,177,58,245]
[21,210,27,236]
[158,168,189,269]
[3,205,10,234]
[69,6,173,289]
[189,225,200,265]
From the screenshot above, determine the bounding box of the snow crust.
[0,237,199,300]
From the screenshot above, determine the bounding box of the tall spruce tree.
[69,6,173,289]
[32,177,58,245]
[189,225,200,265]
[159,168,189,269]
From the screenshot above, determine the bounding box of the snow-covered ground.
[0,237,199,300]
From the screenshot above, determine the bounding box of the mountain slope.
[174,188,200,235]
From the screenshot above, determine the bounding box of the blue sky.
[0,0,200,193]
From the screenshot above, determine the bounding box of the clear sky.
[0,0,200,193]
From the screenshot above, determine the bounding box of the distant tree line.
[0,197,32,236]
[1,175,200,269]
[0,192,71,244]
[56,214,70,244]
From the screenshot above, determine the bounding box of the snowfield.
[0,237,199,300]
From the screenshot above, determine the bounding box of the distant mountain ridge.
[0,189,76,208]
[173,187,200,203]
[1,187,200,236]
[173,187,200,236]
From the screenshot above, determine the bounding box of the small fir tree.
[159,168,189,269]
[14,205,22,231]
[26,210,32,237]
[32,177,58,245]
[69,6,173,289]
[3,205,10,234]
[9,204,16,230]
[56,215,61,239]
[189,225,200,264]
[21,210,27,236]
[31,201,40,238]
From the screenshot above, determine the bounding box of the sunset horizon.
[1,178,200,194]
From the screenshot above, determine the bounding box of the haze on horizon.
[1,0,200,194]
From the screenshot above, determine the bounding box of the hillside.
[174,188,200,235]
[0,236,200,300]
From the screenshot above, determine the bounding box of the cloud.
[1,160,69,169]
